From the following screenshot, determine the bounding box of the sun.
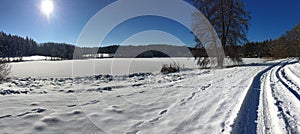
[40,0,54,18]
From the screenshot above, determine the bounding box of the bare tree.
[192,0,251,67]
[270,22,300,59]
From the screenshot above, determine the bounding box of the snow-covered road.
[256,60,300,134]
[0,59,299,133]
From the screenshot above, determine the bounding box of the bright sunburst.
[40,0,54,18]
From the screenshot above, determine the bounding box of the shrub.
[161,62,180,74]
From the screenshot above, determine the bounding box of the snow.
[21,55,62,61]
[254,59,300,134]
[8,57,265,78]
[1,58,300,133]
[1,55,62,61]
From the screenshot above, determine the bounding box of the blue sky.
[101,16,193,46]
[243,0,300,41]
[1,0,300,46]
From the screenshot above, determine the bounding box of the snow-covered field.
[1,58,299,133]
[8,57,265,78]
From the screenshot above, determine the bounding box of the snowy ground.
[8,57,265,77]
[0,58,299,133]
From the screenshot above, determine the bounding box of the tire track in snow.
[262,66,292,134]
[232,62,280,134]
[258,69,278,134]
[273,61,300,133]
[233,60,299,134]
[276,61,300,101]
[285,65,300,87]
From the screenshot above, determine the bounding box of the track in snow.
[232,59,300,134]
[232,62,279,134]
[277,61,300,101]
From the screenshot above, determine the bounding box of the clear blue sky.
[243,0,300,42]
[1,0,300,46]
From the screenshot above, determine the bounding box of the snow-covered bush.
[0,60,10,81]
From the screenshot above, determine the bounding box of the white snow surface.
[1,58,300,133]
[1,55,62,61]
[8,57,265,78]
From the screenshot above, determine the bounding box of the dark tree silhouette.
[192,0,251,66]
[240,22,300,59]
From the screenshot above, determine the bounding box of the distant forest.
[243,22,300,59]
[0,22,300,61]
[0,31,207,60]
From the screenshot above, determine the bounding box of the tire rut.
[276,61,300,101]
[232,62,280,134]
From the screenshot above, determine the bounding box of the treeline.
[0,31,125,60]
[242,40,272,58]
[270,22,300,58]
[77,45,201,58]
[0,31,76,61]
[0,32,38,60]
[242,22,300,59]
[1,21,300,61]
[0,31,201,60]
[37,43,75,60]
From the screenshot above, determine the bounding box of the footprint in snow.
[201,84,212,90]
[0,114,12,119]
[109,105,123,114]
[179,98,186,105]
[17,108,46,117]
[67,104,77,107]
[66,90,75,93]
[30,102,39,106]
[131,121,144,128]
[17,112,31,117]
[126,121,144,134]
[72,110,82,115]
[149,117,160,123]
[159,109,168,115]
[148,109,168,124]
[132,83,143,87]
[126,130,139,134]
[32,108,46,113]
[80,100,100,106]
[102,87,112,91]
[187,92,196,101]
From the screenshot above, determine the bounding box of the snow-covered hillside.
[0,58,299,133]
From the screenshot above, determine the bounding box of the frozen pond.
[9,58,265,78]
